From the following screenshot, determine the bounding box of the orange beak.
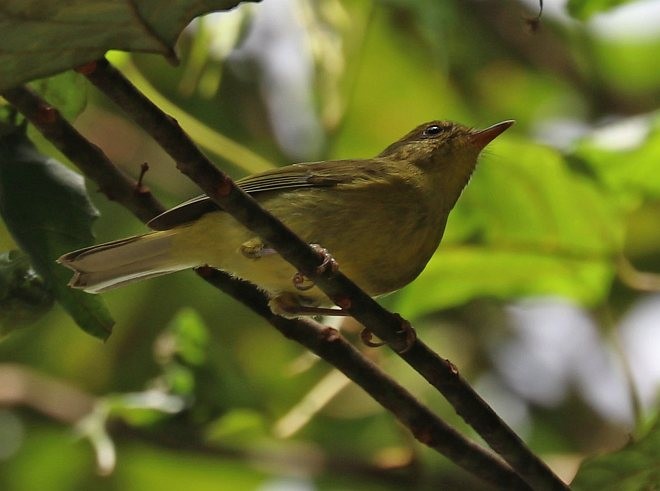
[470,120,514,149]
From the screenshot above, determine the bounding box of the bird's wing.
[147,160,362,230]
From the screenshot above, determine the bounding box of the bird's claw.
[310,244,339,275]
[360,329,385,348]
[360,315,416,353]
[292,244,338,290]
[293,272,315,291]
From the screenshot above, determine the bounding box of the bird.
[59,119,513,317]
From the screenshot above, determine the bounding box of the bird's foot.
[292,244,338,291]
[360,315,416,353]
[269,293,350,318]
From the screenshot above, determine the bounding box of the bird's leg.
[292,244,339,291]
[269,293,350,318]
[240,238,276,259]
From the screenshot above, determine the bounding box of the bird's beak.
[470,120,515,149]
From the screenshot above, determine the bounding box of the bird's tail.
[58,230,196,293]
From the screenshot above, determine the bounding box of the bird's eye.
[422,125,443,137]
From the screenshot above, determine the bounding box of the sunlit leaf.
[396,248,614,318]
[205,408,268,445]
[570,115,660,203]
[572,418,660,490]
[567,0,637,20]
[0,0,258,91]
[0,127,114,339]
[587,38,660,95]
[28,72,88,122]
[396,139,622,318]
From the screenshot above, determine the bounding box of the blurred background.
[1,0,659,489]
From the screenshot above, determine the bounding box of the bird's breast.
[271,181,447,296]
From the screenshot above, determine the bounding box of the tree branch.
[77,57,567,490]
[1,86,165,222]
[2,84,531,490]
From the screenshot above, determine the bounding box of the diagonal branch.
[77,57,568,490]
[3,83,531,490]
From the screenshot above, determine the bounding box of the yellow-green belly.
[170,184,446,305]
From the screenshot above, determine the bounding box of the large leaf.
[571,419,660,490]
[395,139,623,318]
[570,115,660,203]
[567,0,637,20]
[395,247,614,318]
[0,127,113,339]
[0,0,257,92]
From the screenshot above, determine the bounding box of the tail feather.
[58,231,196,293]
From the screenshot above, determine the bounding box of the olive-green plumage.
[59,120,512,316]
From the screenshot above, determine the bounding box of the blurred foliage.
[1,0,660,489]
[572,417,660,490]
[567,0,637,20]
[0,251,53,337]
[0,127,114,339]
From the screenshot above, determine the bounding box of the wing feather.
[148,160,361,230]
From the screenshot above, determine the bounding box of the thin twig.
[524,0,543,32]
[2,84,530,490]
[80,57,568,490]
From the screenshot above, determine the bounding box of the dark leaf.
[572,418,660,490]
[0,127,114,339]
[0,0,258,91]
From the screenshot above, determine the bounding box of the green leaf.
[28,72,88,121]
[156,308,211,396]
[0,0,258,92]
[205,408,268,446]
[0,250,54,337]
[164,308,210,367]
[567,0,637,20]
[396,247,614,318]
[572,418,660,490]
[570,116,660,204]
[395,139,623,318]
[0,127,114,339]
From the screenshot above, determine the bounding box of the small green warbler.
[59,120,513,316]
